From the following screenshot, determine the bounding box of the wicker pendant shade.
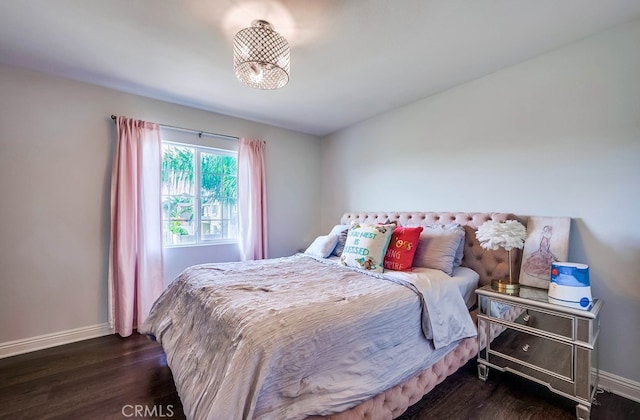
[233,20,290,90]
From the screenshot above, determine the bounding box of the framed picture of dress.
[519,216,571,289]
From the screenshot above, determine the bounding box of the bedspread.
[140,254,476,420]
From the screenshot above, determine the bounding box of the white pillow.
[304,234,340,258]
[340,223,395,273]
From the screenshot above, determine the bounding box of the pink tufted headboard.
[339,211,522,287]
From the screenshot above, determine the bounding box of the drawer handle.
[523,314,531,322]
[522,344,530,352]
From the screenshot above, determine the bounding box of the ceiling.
[1,0,640,137]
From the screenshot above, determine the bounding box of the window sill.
[164,241,239,249]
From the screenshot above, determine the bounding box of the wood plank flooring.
[0,333,637,419]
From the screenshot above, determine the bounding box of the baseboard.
[0,323,112,359]
[596,369,640,403]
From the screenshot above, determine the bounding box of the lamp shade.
[548,262,592,309]
[233,20,290,90]
[475,220,526,251]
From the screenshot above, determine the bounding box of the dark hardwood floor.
[0,333,637,420]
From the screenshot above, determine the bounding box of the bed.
[141,211,520,420]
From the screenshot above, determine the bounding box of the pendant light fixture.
[233,20,290,90]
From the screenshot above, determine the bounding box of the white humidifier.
[548,262,592,310]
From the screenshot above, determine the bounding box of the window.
[161,142,238,246]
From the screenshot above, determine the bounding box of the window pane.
[162,144,197,246]
[200,151,238,242]
[200,198,236,241]
[201,153,237,197]
[162,195,195,245]
[223,174,237,200]
[162,145,194,196]
[201,153,222,197]
[200,195,221,241]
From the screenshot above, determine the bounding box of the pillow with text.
[383,226,424,271]
[340,223,395,273]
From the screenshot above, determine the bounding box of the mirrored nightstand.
[476,284,602,420]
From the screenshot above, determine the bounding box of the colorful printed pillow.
[329,224,349,257]
[412,226,465,276]
[340,223,395,273]
[383,226,424,271]
[304,234,340,258]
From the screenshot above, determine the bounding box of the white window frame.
[161,140,238,248]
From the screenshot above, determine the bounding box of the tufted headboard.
[339,211,522,287]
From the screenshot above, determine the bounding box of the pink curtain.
[108,116,164,337]
[238,138,268,260]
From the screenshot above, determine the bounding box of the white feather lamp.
[476,220,527,294]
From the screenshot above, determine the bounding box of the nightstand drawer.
[486,299,574,340]
[489,325,573,380]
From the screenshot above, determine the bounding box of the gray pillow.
[425,223,466,266]
[329,224,349,257]
[412,226,465,275]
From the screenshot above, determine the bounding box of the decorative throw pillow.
[340,223,395,273]
[383,226,424,271]
[412,226,465,276]
[304,234,340,258]
[329,224,349,257]
[426,223,466,266]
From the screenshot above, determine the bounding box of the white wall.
[0,64,322,344]
[321,19,640,383]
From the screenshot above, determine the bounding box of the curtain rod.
[110,115,239,141]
